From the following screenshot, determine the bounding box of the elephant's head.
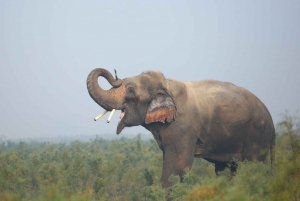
[87,68,177,134]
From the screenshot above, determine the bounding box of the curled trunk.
[87,68,125,111]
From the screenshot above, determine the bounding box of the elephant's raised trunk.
[87,68,125,111]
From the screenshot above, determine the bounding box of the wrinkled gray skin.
[87,68,275,189]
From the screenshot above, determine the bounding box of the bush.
[0,114,299,200]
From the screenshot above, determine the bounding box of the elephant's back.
[188,80,274,162]
[188,79,274,139]
[187,80,255,121]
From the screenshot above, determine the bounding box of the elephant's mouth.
[117,109,126,134]
[118,109,125,123]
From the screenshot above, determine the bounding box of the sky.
[0,1,299,140]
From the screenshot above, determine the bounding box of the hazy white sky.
[1,1,299,140]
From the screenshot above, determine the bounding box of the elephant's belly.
[194,150,242,163]
[193,139,243,162]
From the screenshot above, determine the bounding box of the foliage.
[0,115,299,200]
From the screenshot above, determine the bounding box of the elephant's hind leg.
[214,161,238,175]
[214,162,227,175]
[229,161,238,175]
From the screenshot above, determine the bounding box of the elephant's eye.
[126,87,136,99]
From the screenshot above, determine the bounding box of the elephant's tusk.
[94,110,108,121]
[107,109,116,123]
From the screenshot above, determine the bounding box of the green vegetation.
[0,114,299,201]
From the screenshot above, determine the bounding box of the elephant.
[87,68,275,189]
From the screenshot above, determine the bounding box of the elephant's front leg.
[161,143,196,189]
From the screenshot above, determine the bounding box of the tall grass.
[0,114,299,200]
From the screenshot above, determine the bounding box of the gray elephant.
[87,68,275,188]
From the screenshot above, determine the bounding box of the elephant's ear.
[145,91,177,124]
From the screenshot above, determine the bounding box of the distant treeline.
[2,133,153,145]
[0,114,299,201]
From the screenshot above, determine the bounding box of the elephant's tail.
[270,129,275,172]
